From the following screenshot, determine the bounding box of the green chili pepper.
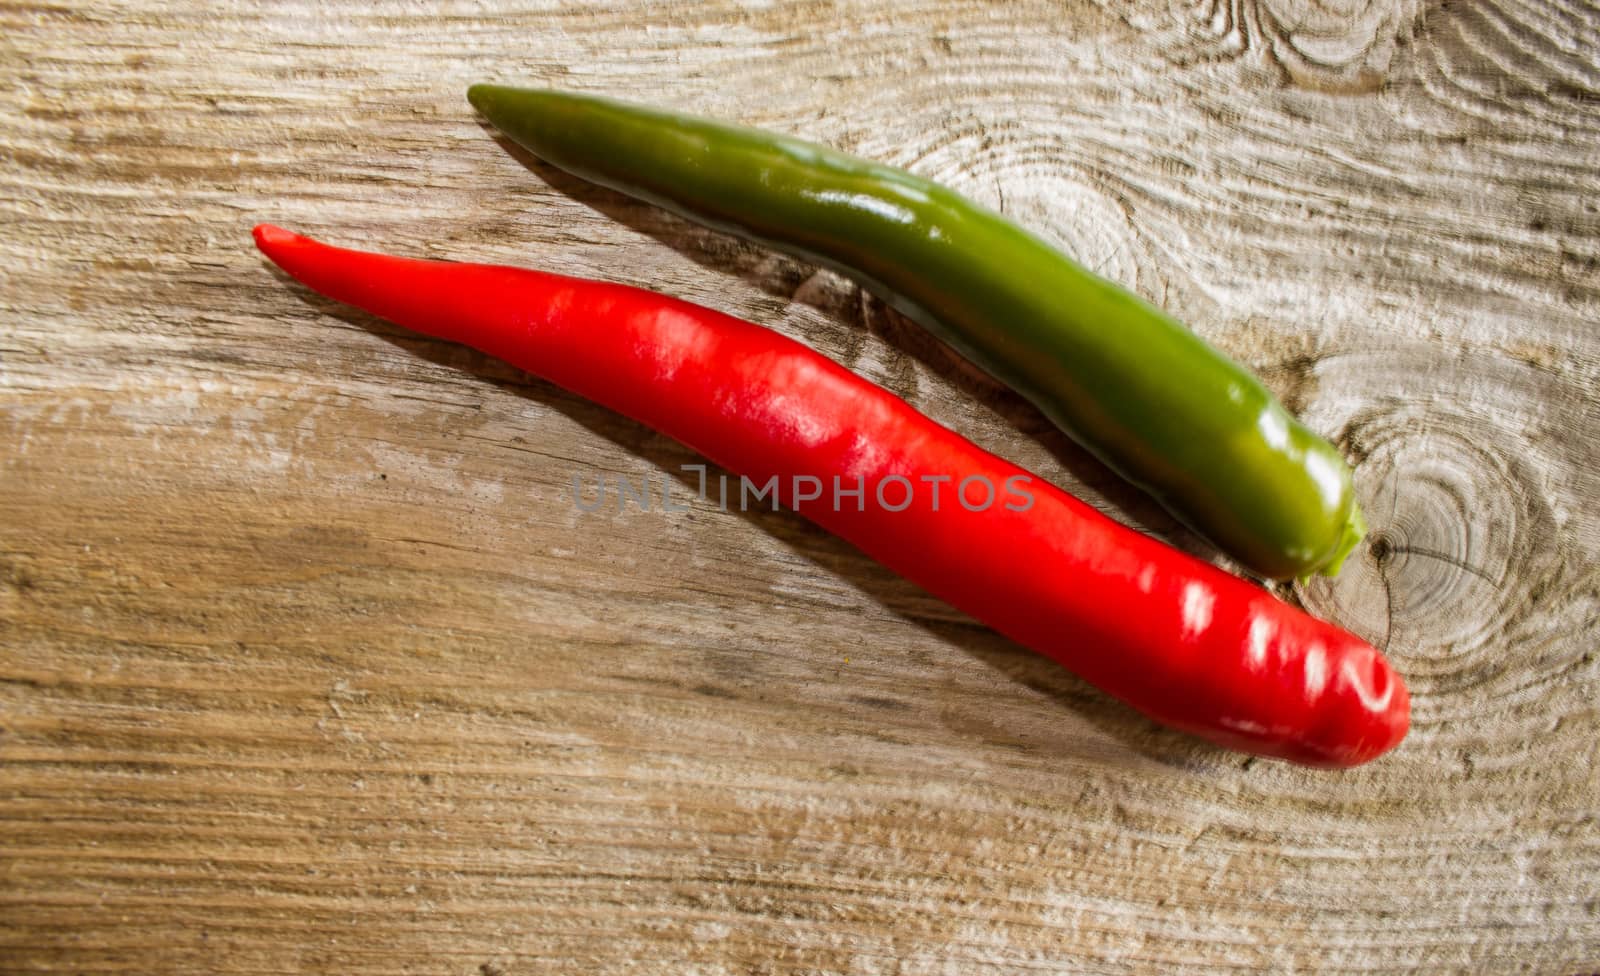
[467,84,1366,580]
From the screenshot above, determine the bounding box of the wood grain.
[2,0,1598,972]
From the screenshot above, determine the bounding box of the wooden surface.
[3,1,1598,972]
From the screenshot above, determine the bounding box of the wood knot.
[1304,396,1562,690]
[1367,531,1392,563]
[1177,0,1427,92]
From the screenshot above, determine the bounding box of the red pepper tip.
[252,223,302,254]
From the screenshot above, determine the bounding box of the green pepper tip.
[468,83,523,119]
[1315,500,1366,579]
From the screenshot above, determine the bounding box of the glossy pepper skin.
[252,224,1407,767]
[465,84,1367,582]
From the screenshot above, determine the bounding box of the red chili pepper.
[253,224,1409,767]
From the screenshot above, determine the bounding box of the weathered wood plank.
[2,0,1597,972]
